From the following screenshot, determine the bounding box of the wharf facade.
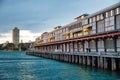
[27,3,120,71]
[27,51,120,71]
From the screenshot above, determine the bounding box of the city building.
[35,2,120,54]
[12,27,19,48]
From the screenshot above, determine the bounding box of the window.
[90,40,96,49]
[110,10,114,16]
[98,40,104,49]
[105,38,114,49]
[97,20,104,33]
[100,14,104,19]
[73,33,78,38]
[89,18,92,23]
[82,19,88,25]
[92,22,96,34]
[97,14,104,21]
[83,25,88,29]
[84,41,89,52]
[85,19,88,24]
[116,7,120,14]
[117,36,120,51]
[105,16,115,31]
[78,22,82,27]
[116,15,120,29]
[93,17,96,22]
[97,15,100,21]
[78,32,82,36]
[106,12,109,18]
[79,42,83,52]
[63,28,66,33]
[61,29,63,33]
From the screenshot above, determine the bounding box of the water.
[0,51,119,80]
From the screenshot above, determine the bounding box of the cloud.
[0,0,119,33]
[0,30,42,44]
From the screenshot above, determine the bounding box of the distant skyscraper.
[12,27,19,48]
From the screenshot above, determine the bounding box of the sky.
[0,0,119,43]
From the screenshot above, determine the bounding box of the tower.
[12,27,19,48]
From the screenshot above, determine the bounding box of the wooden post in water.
[97,57,100,68]
[92,56,95,67]
[111,58,116,71]
[100,57,104,69]
[79,56,82,64]
[83,56,85,65]
[103,57,108,69]
[87,56,90,66]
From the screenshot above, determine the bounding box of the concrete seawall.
[26,51,120,71]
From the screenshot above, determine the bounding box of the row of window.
[38,36,120,52]
[37,7,120,43]
[82,7,120,25]
[39,14,120,43]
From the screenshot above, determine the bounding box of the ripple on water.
[0,51,119,80]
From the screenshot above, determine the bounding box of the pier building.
[35,3,120,53]
[27,2,120,71]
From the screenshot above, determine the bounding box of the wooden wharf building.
[27,3,120,71]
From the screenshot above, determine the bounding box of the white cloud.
[0,30,42,44]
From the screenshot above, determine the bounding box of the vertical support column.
[68,55,70,62]
[88,40,90,52]
[87,56,90,66]
[63,44,64,52]
[79,56,82,64]
[75,55,78,64]
[72,55,74,63]
[92,56,95,67]
[83,56,85,65]
[111,58,116,71]
[77,41,79,52]
[53,45,55,52]
[95,21,97,33]
[68,43,70,52]
[67,55,69,62]
[65,43,67,52]
[82,41,85,53]
[63,54,65,61]
[49,46,51,52]
[103,57,108,69]
[95,39,98,52]
[61,44,63,52]
[104,38,107,52]
[56,44,58,50]
[70,55,72,63]
[73,41,74,52]
[50,46,52,52]
[97,57,100,68]
[118,58,120,71]
[114,14,116,30]
[48,46,49,52]
[100,57,104,69]
[47,46,50,52]
[114,37,117,52]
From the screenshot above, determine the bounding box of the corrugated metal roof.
[88,2,120,18]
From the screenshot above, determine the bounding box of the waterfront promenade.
[26,51,120,71]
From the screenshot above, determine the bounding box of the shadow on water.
[0,51,119,80]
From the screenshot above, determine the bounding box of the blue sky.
[0,0,119,43]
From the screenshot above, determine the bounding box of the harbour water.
[0,51,119,80]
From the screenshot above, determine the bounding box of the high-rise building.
[12,27,19,48]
